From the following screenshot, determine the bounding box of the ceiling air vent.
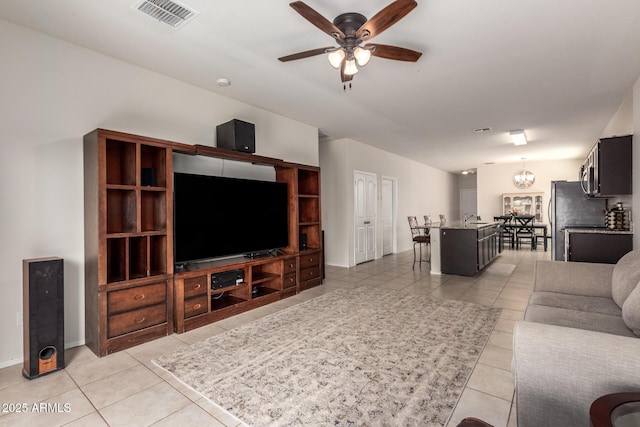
[132,0,199,29]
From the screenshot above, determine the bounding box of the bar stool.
[408,216,430,268]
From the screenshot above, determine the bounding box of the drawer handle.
[193,303,202,310]
[308,258,314,262]
[194,283,201,290]
[289,263,295,268]
[134,316,146,324]
[133,294,145,301]
[309,271,314,276]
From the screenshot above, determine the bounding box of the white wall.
[0,19,318,367]
[320,138,458,267]
[458,174,477,190]
[477,159,583,224]
[602,92,633,137]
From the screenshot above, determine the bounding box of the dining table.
[494,215,548,251]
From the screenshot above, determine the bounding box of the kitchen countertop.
[440,221,498,230]
[563,228,633,235]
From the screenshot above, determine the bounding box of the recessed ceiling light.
[474,127,492,133]
[216,78,231,87]
[510,130,527,145]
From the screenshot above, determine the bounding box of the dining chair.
[515,215,536,250]
[408,216,430,268]
[533,224,548,251]
[495,215,514,250]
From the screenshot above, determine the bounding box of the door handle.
[364,221,370,224]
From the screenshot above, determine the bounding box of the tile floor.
[0,247,549,427]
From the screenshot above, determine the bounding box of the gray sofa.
[513,249,640,427]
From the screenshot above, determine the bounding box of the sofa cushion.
[524,304,635,337]
[528,292,622,317]
[622,281,640,337]
[612,249,640,308]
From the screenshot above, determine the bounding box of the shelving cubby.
[106,139,136,186]
[84,129,173,356]
[251,262,282,299]
[295,166,323,290]
[141,190,167,232]
[210,287,250,311]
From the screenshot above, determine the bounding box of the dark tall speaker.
[216,119,256,153]
[23,257,65,379]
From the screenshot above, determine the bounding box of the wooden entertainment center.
[84,129,322,356]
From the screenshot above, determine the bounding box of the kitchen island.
[439,222,500,276]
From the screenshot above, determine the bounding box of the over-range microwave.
[579,135,632,198]
[579,144,597,196]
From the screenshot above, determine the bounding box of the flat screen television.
[174,172,289,264]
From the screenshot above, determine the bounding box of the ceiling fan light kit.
[327,49,346,68]
[279,0,422,83]
[354,46,372,66]
[344,59,359,76]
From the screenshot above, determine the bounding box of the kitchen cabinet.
[565,230,633,264]
[580,135,632,197]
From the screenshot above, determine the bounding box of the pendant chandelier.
[513,157,535,189]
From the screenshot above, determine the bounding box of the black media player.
[211,269,244,290]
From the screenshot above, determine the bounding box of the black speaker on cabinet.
[300,233,308,250]
[216,119,256,153]
[22,257,65,379]
[141,168,157,187]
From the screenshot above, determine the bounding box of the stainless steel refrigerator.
[549,181,607,261]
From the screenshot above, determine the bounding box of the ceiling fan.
[278,0,422,84]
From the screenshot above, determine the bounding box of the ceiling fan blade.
[357,0,417,40]
[289,1,346,40]
[278,47,334,62]
[366,43,422,62]
[340,61,353,83]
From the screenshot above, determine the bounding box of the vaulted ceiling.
[2,0,640,172]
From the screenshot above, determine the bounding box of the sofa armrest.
[534,260,614,297]
[513,321,640,427]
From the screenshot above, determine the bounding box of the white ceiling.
[2,0,640,172]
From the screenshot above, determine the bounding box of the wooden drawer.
[184,294,208,318]
[283,272,297,289]
[283,258,297,274]
[108,303,166,338]
[300,266,320,282]
[300,252,320,269]
[108,282,166,314]
[184,276,207,298]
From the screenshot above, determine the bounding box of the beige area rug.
[154,287,501,426]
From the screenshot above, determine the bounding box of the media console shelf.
[173,254,298,333]
[84,128,322,355]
